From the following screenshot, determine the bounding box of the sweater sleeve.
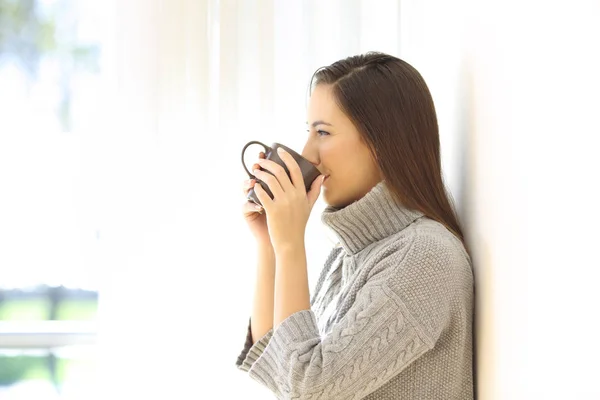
[235,246,342,374]
[236,317,274,372]
[243,235,460,399]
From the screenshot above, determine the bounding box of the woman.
[235,51,475,400]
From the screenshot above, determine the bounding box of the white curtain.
[94,0,469,398]
[94,0,600,398]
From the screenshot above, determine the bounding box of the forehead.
[307,84,343,122]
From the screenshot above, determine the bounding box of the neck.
[321,181,425,255]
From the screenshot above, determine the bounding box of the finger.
[307,175,325,207]
[253,169,284,200]
[256,159,293,192]
[248,151,266,181]
[243,178,256,188]
[249,153,265,180]
[242,178,256,196]
[242,200,263,214]
[253,180,273,209]
[276,148,304,190]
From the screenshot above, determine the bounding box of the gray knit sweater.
[236,180,475,399]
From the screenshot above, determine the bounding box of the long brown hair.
[309,51,468,252]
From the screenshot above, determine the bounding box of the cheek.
[320,140,376,179]
[318,144,337,168]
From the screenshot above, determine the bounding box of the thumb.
[307,175,325,206]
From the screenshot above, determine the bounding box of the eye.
[306,129,330,137]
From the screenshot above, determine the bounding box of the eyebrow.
[306,120,333,128]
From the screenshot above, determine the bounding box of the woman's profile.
[236,51,475,400]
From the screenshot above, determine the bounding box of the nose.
[301,141,319,167]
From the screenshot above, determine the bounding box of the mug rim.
[271,143,313,166]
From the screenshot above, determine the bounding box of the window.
[0,0,106,397]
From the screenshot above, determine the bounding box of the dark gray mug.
[241,141,322,206]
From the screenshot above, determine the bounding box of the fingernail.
[277,147,285,154]
[254,204,263,211]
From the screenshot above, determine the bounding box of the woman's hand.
[252,147,325,253]
[241,151,273,246]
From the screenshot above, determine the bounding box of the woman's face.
[302,84,382,208]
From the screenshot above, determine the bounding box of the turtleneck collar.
[320,180,425,255]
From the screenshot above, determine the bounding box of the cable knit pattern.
[236,180,475,399]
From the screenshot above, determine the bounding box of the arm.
[236,244,340,372]
[246,236,461,399]
[251,244,277,343]
[236,244,277,372]
[249,283,433,399]
[273,241,311,329]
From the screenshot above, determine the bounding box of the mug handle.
[241,141,271,178]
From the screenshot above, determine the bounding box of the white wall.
[389,0,600,398]
[455,1,598,398]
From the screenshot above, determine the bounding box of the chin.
[322,191,350,209]
[321,190,336,208]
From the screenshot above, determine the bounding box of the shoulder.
[378,218,473,341]
[374,216,468,263]
[409,217,471,269]
[361,217,472,287]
